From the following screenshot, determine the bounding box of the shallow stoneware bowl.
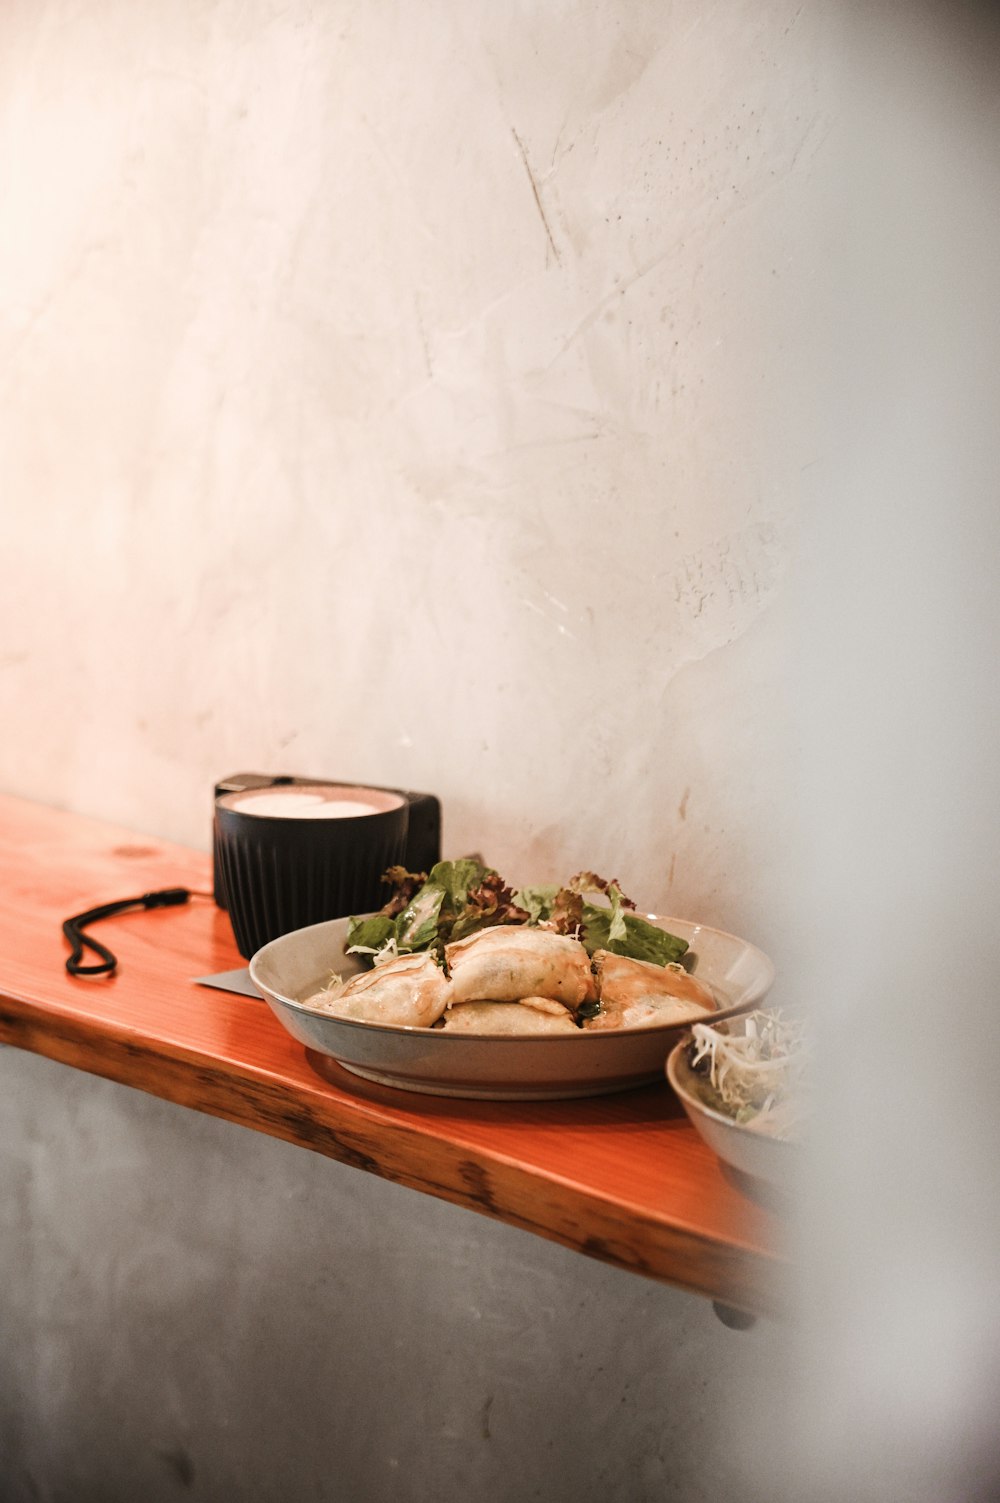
[665,1038,797,1186]
[249,914,775,1101]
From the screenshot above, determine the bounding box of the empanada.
[444,925,595,1007]
[586,951,714,1031]
[304,950,450,1028]
[438,1001,579,1035]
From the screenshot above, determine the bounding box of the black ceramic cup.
[213,783,409,960]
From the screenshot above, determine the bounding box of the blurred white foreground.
[771,4,1000,1499]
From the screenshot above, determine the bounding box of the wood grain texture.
[0,794,787,1313]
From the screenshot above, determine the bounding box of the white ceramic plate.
[665,1038,797,1186]
[249,914,775,1101]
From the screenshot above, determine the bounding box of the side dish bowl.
[250,913,775,1100]
[666,1038,797,1186]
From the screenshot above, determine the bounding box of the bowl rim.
[250,913,776,1046]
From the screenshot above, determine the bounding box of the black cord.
[63,887,195,977]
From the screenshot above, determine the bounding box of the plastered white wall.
[0,0,829,962]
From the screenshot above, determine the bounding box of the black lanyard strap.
[63,888,193,977]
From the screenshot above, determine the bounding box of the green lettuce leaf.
[512,885,558,924]
[344,913,396,953]
[393,883,446,951]
[429,858,493,911]
[349,859,497,957]
[583,905,688,966]
[346,861,689,971]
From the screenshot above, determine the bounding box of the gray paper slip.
[193,967,261,998]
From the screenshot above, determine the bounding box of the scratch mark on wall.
[518,595,577,640]
[511,126,561,266]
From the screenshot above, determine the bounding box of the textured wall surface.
[0,0,828,953]
[0,2,831,1499]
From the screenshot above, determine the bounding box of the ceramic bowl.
[250,913,775,1101]
[665,1037,797,1186]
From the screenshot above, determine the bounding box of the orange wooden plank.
[0,794,787,1313]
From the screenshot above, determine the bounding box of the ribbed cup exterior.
[215,802,409,960]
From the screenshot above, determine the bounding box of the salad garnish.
[345,860,689,971]
[686,1009,808,1139]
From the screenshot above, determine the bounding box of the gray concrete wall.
[1,1047,783,1503]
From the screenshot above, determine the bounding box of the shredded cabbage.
[687,1009,808,1139]
[347,935,402,966]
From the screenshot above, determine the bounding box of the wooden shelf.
[0,794,786,1314]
